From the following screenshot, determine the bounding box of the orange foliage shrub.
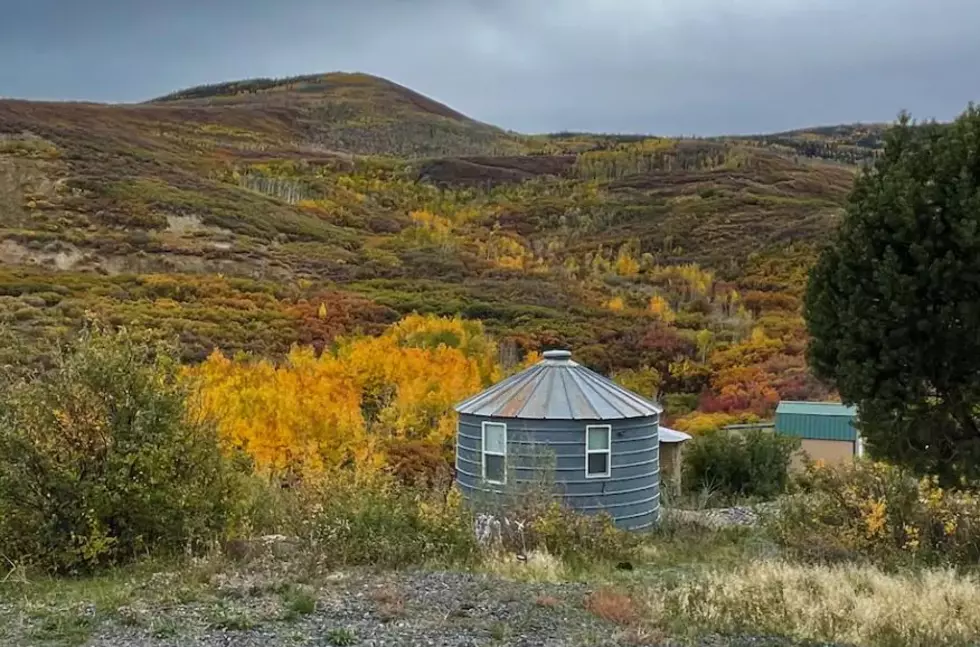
[701,365,780,416]
[384,439,451,488]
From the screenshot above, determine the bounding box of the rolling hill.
[0,71,882,424]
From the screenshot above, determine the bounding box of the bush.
[0,327,237,573]
[683,429,798,501]
[297,474,479,568]
[769,461,980,565]
[257,471,637,572]
[467,476,639,569]
[525,502,638,569]
[384,439,452,489]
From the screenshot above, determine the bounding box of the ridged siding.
[775,411,857,441]
[455,413,660,531]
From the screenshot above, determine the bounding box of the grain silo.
[453,350,662,530]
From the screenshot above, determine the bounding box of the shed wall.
[791,438,857,471]
[775,411,856,441]
[456,413,660,531]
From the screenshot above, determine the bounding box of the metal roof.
[455,350,662,420]
[659,426,693,443]
[775,401,857,417]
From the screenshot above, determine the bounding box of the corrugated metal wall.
[775,411,857,441]
[456,413,660,531]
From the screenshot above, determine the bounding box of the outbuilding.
[775,400,861,466]
[453,350,663,531]
[658,426,692,495]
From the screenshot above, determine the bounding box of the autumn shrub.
[769,460,980,565]
[683,429,798,501]
[384,439,452,489]
[0,327,237,573]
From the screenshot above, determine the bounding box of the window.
[482,422,507,484]
[586,425,611,478]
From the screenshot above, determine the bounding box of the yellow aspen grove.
[190,348,365,477]
[190,314,500,478]
[648,295,677,324]
[606,296,626,312]
[614,249,640,277]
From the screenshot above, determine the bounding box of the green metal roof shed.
[775,401,858,442]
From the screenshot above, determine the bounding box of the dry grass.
[641,560,980,647]
[533,594,560,608]
[483,550,568,583]
[585,587,637,626]
[368,583,405,622]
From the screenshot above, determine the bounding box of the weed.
[488,621,509,641]
[325,627,356,646]
[280,585,317,620]
[209,605,258,631]
[114,605,148,627]
[150,618,179,639]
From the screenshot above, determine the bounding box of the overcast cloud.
[1,0,978,135]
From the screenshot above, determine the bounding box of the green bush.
[297,475,479,568]
[465,470,639,569]
[769,460,980,566]
[247,471,637,572]
[523,502,639,569]
[683,429,798,501]
[0,327,237,573]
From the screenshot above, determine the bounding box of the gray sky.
[1,0,978,135]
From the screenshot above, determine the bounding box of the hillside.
[0,71,875,426]
[150,71,526,158]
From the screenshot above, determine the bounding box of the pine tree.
[805,106,980,484]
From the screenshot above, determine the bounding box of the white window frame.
[481,421,507,485]
[585,424,612,479]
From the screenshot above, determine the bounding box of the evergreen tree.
[805,106,980,484]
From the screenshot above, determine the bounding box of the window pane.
[484,424,506,454]
[587,453,609,476]
[485,454,506,483]
[587,427,610,450]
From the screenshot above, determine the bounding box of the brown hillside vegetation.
[0,71,875,429]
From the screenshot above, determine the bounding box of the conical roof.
[455,350,662,420]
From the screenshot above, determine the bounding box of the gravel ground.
[0,567,844,647]
[664,503,781,530]
[2,569,613,647]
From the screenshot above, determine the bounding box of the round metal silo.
[454,350,661,531]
